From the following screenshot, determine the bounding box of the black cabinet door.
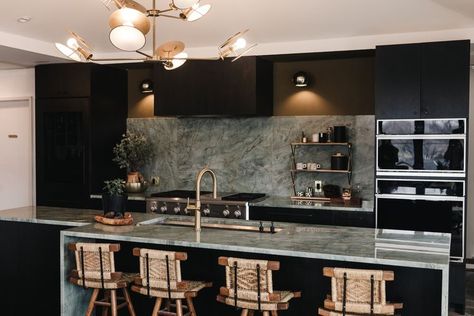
[154,57,272,116]
[36,63,91,98]
[375,44,421,119]
[421,40,470,118]
[36,98,90,207]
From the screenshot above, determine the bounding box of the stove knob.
[150,201,158,212]
[160,205,168,213]
[203,208,211,216]
[174,206,181,214]
[223,208,230,217]
[234,210,242,218]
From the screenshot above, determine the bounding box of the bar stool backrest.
[133,248,187,290]
[219,257,280,302]
[69,243,118,281]
[324,267,395,315]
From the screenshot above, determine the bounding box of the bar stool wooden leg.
[248,311,255,316]
[262,312,270,316]
[186,297,197,316]
[86,288,99,316]
[271,311,278,316]
[176,299,184,316]
[102,290,110,316]
[122,288,136,316]
[240,309,249,316]
[110,290,118,316]
[152,298,162,316]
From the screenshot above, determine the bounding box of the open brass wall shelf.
[290,142,353,196]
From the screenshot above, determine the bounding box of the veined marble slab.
[62,214,450,270]
[0,206,157,226]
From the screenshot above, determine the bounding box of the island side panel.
[60,235,96,316]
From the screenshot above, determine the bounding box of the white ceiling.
[1,0,474,64]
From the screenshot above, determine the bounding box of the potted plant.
[102,178,127,218]
[113,131,153,192]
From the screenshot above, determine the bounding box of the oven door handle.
[375,194,464,202]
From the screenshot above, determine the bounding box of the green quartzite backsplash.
[127,115,375,202]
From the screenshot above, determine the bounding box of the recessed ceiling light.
[17,16,31,23]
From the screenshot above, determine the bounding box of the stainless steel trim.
[376,171,466,178]
[156,219,283,233]
[375,194,465,202]
[376,118,467,135]
[375,178,466,197]
[376,134,465,140]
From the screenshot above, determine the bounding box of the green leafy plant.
[113,131,153,172]
[103,179,126,196]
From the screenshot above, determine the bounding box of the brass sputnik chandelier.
[55,0,257,70]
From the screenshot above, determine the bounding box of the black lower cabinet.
[450,262,466,314]
[88,198,146,213]
[249,206,374,228]
[0,221,68,316]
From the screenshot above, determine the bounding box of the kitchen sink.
[154,218,282,233]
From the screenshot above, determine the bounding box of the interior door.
[0,99,33,210]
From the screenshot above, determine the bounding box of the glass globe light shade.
[173,0,199,9]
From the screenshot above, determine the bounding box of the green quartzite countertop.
[0,206,449,269]
[0,206,157,226]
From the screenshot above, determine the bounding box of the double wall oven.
[375,118,467,262]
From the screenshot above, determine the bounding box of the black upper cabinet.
[375,44,421,119]
[375,40,470,119]
[154,57,273,116]
[421,41,470,118]
[35,63,92,98]
[35,63,127,208]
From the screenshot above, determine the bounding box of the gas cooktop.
[147,190,267,219]
[150,190,266,202]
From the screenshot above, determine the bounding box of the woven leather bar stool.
[216,256,301,316]
[318,267,403,316]
[131,248,212,316]
[68,243,136,316]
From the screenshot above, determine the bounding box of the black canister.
[331,152,349,170]
[318,132,328,143]
[333,126,347,143]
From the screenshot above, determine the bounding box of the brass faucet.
[186,167,217,232]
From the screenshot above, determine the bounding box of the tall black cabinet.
[35,63,128,208]
[375,39,470,314]
[375,40,470,119]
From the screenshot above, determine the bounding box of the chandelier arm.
[157,14,182,20]
[90,57,147,61]
[136,50,154,58]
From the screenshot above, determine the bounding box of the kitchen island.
[60,212,450,316]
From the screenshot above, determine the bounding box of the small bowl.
[126,181,148,193]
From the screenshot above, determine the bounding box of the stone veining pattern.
[128,116,375,202]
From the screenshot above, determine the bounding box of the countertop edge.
[61,229,449,270]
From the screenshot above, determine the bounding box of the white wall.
[0,68,35,209]
[0,68,35,98]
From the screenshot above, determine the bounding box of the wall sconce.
[140,79,153,93]
[292,71,309,87]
